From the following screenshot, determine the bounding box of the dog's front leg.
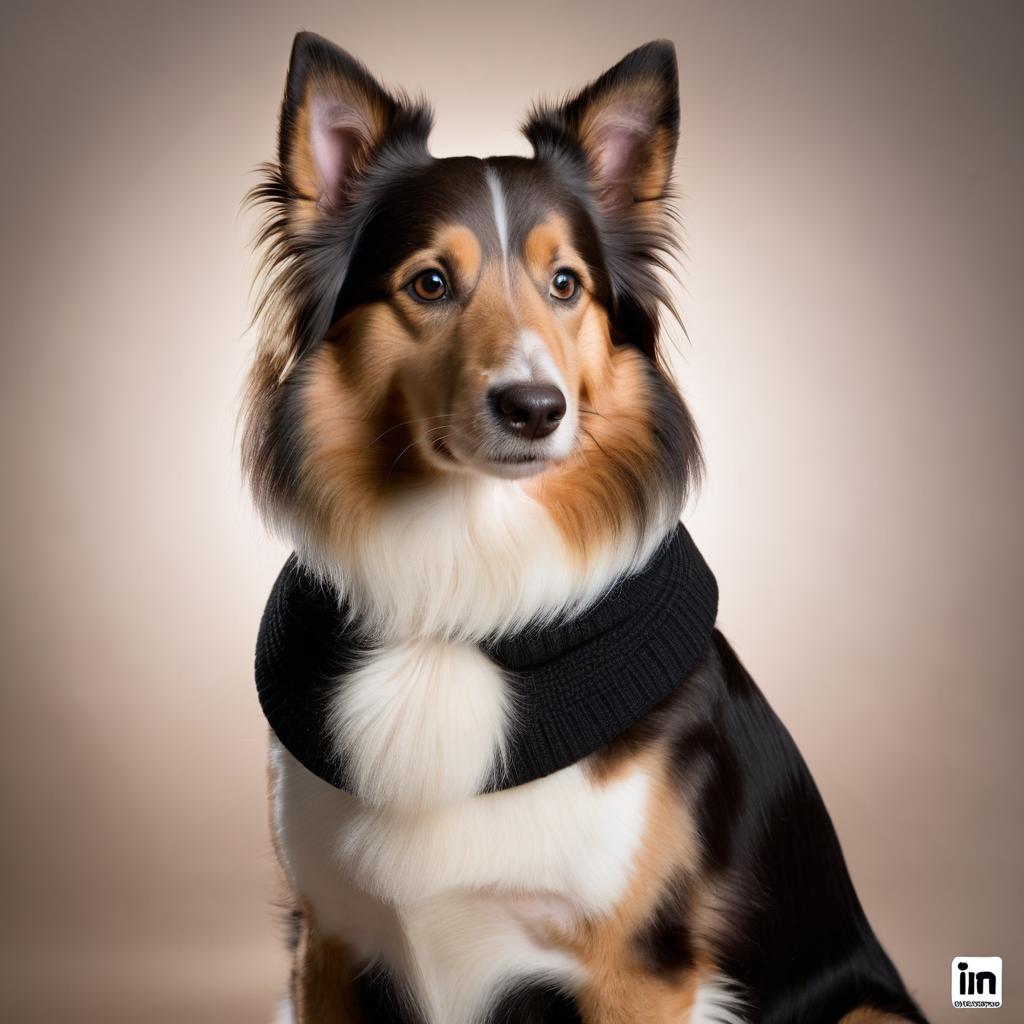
[516,906,704,1023]
[289,912,364,1024]
[572,957,704,1024]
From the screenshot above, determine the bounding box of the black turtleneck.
[255,524,718,793]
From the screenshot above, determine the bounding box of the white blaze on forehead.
[485,167,510,260]
[499,329,567,391]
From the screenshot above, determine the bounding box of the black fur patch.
[351,965,426,1024]
[485,981,582,1024]
[632,872,694,978]
[639,636,926,1022]
[349,969,580,1024]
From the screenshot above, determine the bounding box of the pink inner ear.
[310,95,370,209]
[594,124,646,192]
[587,97,657,203]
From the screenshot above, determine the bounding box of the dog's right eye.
[410,269,449,302]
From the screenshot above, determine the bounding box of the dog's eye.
[410,269,449,302]
[550,269,579,302]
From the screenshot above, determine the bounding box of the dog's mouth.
[428,435,553,480]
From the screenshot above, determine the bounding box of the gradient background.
[2,2,1021,1021]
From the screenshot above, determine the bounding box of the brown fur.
[528,326,663,562]
[290,905,364,1024]
[577,969,701,1024]
[269,746,363,1023]
[540,749,711,1022]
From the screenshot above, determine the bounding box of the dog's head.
[245,34,701,634]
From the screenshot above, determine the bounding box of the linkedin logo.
[952,956,1002,1009]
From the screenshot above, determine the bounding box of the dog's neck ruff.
[255,524,718,793]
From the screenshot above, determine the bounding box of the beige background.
[1,2,1021,1021]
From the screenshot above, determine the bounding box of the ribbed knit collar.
[255,524,718,793]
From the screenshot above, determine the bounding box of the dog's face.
[245,33,699,588]
[328,156,604,481]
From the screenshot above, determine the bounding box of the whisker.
[382,425,458,483]
[579,403,609,422]
[366,414,453,448]
[384,438,424,483]
[580,424,612,461]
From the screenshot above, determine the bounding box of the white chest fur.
[326,638,513,810]
[271,726,651,1024]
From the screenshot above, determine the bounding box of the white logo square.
[952,956,1002,1008]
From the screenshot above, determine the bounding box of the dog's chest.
[270,640,652,1024]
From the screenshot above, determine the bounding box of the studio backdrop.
[1,2,1021,1022]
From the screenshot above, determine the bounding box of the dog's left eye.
[550,269,580,302]
[410,269,449,302]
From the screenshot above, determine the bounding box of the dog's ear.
[277,32,431,223]
[523,41,679,213]
[246,35,431,382]
[522,43,680,359]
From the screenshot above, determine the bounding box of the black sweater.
[255,524,718,793]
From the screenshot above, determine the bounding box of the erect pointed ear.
[277,32,431,220]
[523,41,679,211]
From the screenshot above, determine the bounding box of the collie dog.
[244,32,925,1024]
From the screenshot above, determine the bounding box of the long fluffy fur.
[246,33,924,1024]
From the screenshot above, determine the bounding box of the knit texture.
[255,524,718,793]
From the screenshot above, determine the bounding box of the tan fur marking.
[545,750,706,1022]
[286,98,322,230]
[390,224,484,299]
[585,720,746,968]
[684,876,743,968]
[438,224,483,290]
[268,754,362,1022]
[296,338,416,553]
[291,901,364,1023]
[577,969,700,1024]
[528,307,660,560]
[330,303,415,399]
[301,341,379,510]
[523,216,592,290]
[267,750,359,1022]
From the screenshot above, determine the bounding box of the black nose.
[490,383,567,440]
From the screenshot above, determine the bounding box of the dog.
[244,31,927,1024]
